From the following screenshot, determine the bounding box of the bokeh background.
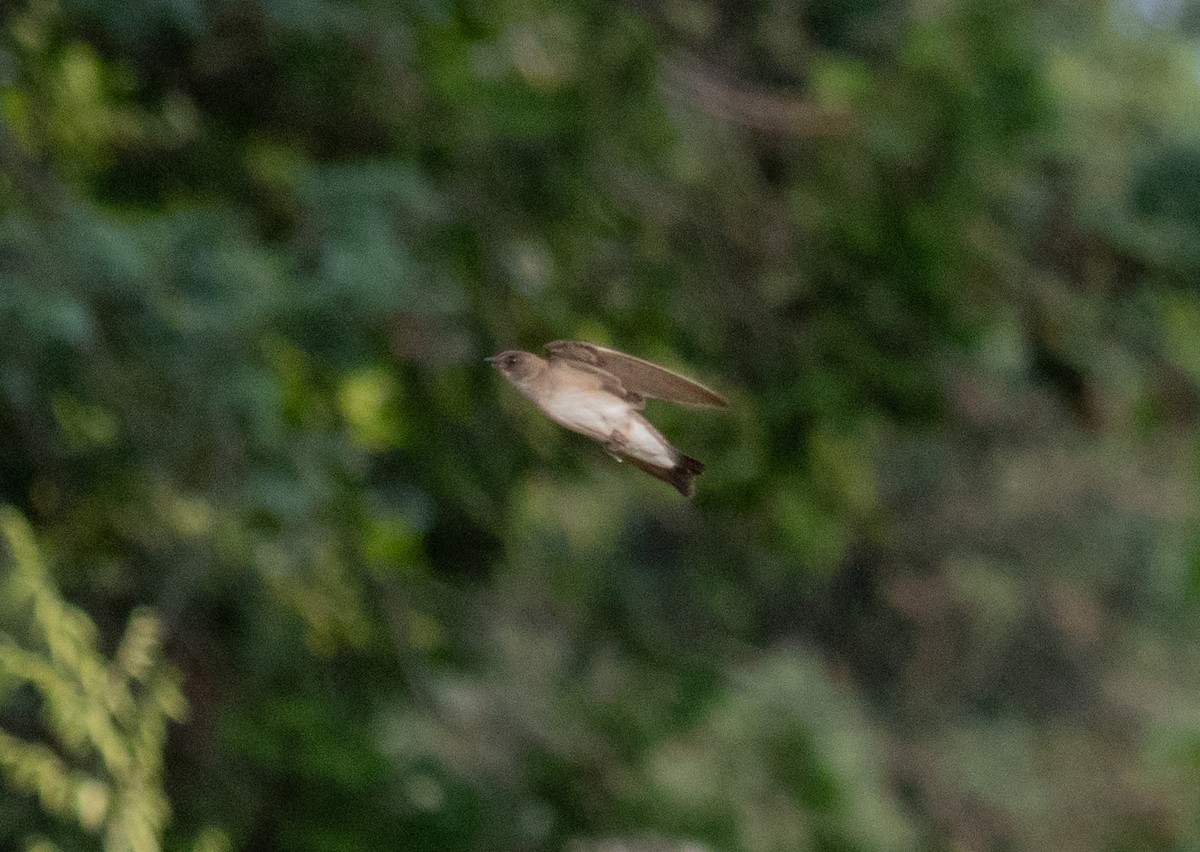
[3,0,1200,849]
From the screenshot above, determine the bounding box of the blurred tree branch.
[658,53,851,137]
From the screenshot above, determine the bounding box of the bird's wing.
[545,340,728,408]
[549,357,645,408]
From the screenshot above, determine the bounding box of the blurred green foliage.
[3,0,1200,849]
[0,509,184,851]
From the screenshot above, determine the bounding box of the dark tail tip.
[668,454,705,497]
[627,454,706,496]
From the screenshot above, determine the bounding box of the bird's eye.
[506,355,517,366]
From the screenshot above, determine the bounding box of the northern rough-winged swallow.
[488,340,727,496]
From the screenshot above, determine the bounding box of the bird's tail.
[629,452,705,497]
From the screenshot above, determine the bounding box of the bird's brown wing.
[545,341,728,408]
[549,358,645,408]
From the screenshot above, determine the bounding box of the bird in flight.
[488,340,727,496]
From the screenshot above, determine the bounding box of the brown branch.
[658,54,852,138]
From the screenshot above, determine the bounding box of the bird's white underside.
[540,389,676,468]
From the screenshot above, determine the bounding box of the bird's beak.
[484,356,497,363]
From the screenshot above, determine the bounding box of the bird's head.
[486,350,543,384]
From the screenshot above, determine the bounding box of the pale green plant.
[0,507,186,852]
